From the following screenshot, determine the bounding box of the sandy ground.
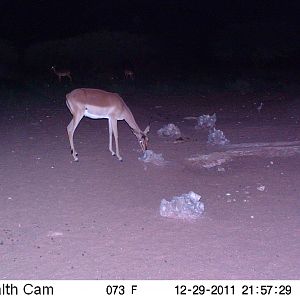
[0,87,299,279]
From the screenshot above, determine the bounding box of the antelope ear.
[144,125,150,135]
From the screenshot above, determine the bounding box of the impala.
[124,69,134,80]
[66,88,150,162]
[51,66,72,82]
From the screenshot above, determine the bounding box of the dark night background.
[0,0,300,86]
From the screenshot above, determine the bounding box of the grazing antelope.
[66,88,150,162]
[51,66,72,82]
[124,69,134,80]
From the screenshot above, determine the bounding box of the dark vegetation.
[1,18,300,101]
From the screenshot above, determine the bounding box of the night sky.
[0,1,298,43]
[0,0,299,70]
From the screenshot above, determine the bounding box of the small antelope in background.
[66,88,150,162]
[51,66,72,82]
[124,69,134,80]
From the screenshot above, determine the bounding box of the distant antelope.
[124,69,134,80]
[51,66,72,82]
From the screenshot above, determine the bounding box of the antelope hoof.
[71,150,78,155]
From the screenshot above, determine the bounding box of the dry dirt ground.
[0,87,299,279]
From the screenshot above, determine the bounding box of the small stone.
[257,185,265,192]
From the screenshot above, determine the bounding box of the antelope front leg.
[110,119,123,161]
